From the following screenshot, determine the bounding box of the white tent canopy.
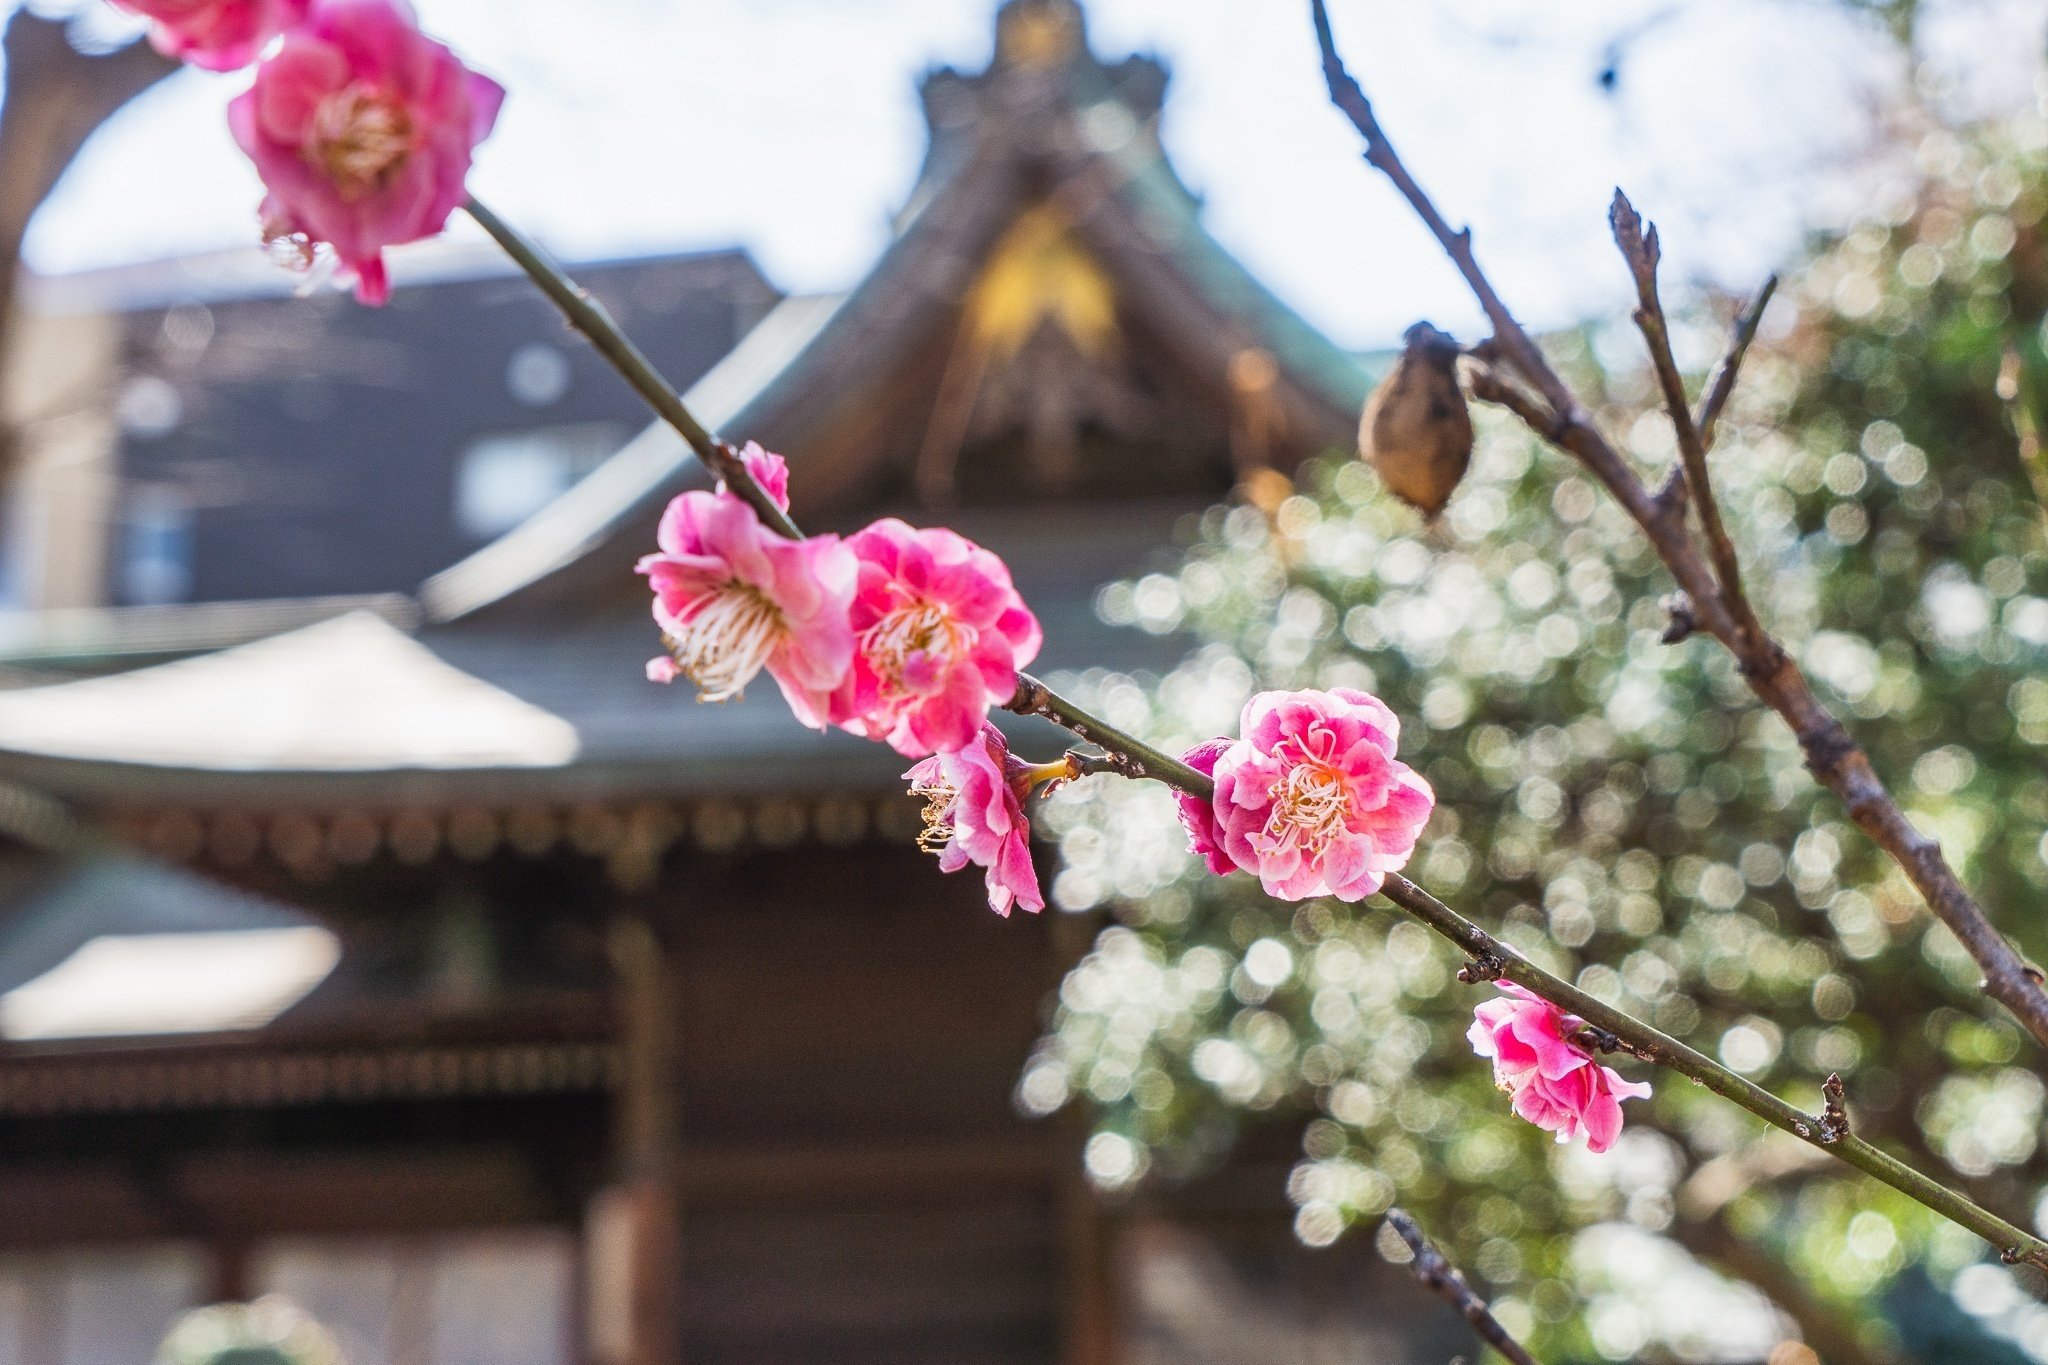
[0,611,579,771]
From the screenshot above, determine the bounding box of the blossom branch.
[1383,1208,1546,1365]
[1005,675,1197,785]
[470,191,2048,1267]
[1137,750,2048,1266]
[462,197,798,540]
[1308,0,2048,1057]
[1376,876,2048,1266]
[463,199,1177,786]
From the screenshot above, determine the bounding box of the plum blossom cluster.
[145,1,1648,1159]
[119,0,504,305]
[1468,985,1653,1153]
[638,447,1050,916]
[634,462,1647,1148]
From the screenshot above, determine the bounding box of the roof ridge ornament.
[995,0,1085,69]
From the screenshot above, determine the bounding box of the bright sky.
[17,0,2048,348]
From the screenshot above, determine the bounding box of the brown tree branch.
[1382,1208,1545,1365]
[1309,0,2048,1057]
[0,11,178,473]
[1609,189,1763,643]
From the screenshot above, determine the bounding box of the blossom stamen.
[909,773,959,856]
[229,2,505,305]
[827,520,1041,757]
[863,599,971,693]
[900,724,1046,916]
[1187,689,1433,903]
[307,84,417,200]
[1263,757,1353,852]
[671,583,785,702]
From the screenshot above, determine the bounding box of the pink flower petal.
[1471,987,1651,1151]
[1192,688,1434,902]
[233,0,501,307]
[903,726,1043,917]
[638,456,856,727]
[829,521,1041,760]
[116,0,313,71]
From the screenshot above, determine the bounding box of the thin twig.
[1463,367,1567,445]
[1696,274,1779,450]
[475,188,2048,1269]
[463,197,797,540]
[1065,748,1145,782]
[1309,0,2048,1057]
[1610,190,1761,640]
[1007,675,1198,785]
[1383,1208,1545,1365]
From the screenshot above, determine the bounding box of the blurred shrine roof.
[0,0,1372,808]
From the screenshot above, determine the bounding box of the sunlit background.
[18,0,2048,343]
[0,1,2046,1363]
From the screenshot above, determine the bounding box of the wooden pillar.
[1051,910,1122,1365]
[208,1235,250,1305]
[587,916,681,1365]
[1058,1141,1121,1365]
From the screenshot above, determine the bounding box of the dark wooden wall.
[659,838,1079,1364]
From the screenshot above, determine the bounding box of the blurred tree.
[1026,94,2048,1365]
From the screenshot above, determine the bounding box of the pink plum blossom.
[112,0,312,70]
[906,725,1060,917]
[1468,984,1652,1154]
[724,441,789,513]
[227,0,504,305]
[638,486,856,728]
[1204,688,1434,901]
[830,519,1043,759]
[1175,737,1235,876]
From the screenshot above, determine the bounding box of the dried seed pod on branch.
[1359,321,1474,517]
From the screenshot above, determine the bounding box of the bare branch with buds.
[1310,0,2048,1059]
[1383,1208,1546,1365]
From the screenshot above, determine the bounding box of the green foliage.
[1028,101,2048,1362]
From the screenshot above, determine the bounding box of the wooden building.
[8,242,776,611]
[0,4,1460,1362]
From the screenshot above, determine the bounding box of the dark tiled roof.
[111,247,779,604]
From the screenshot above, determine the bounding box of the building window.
[252,1229,576,1365]
[454,423,626,542]
[0,1245,207,1365]
[0,489,21,611]
[119,484,194,606]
